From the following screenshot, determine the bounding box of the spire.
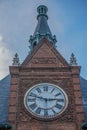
[29,5,57,51]
[70,53,77,66]
[12,53,20,66]
[35,5,51,36]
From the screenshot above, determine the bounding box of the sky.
[0,0,87,80]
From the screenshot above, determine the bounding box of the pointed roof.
[29,5,57,51]
[34,5,52,36]
[0,75,11,123]
[80,77,87,122]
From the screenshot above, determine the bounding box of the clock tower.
[8,5,85,130]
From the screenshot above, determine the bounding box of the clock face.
[24,83,68,120]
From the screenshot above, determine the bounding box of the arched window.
[33,41,37,48]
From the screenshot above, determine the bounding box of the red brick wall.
[8,39,85,130]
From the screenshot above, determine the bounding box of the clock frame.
[24,83,68,120]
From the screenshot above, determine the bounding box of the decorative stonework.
[31,57,57,64]
[22,38,69,67]
[70,53,77,66]
[12,53,20,66]
[16,78,75,124]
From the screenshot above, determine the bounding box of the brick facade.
[8,38,85,130]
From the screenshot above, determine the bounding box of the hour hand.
[48,98,64,102]
[29,94,43,99]
[47,98,57,101]
[47,98,61,101]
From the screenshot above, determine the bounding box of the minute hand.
[48,98,64,102]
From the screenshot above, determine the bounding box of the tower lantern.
[37,5,48,19]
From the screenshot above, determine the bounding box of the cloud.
[0,35,12,80]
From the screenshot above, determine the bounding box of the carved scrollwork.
[31,57,57,64]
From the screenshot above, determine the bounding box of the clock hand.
[29,94,48,101]
[47,98,58,101]
[47,98,64,102]
[29,94,43,99]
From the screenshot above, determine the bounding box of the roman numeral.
[55,104,63,109]
[58,99,64,102]
[55,92,61,97]
[35,107,41,114]
[52,109,56,114]
[28,98,35,102]
[44,109,48,116]
[29,92,37,97]
[43,86,48,91]
[36,88,41,93]
[29,103,37,110]
[51,88,55,93]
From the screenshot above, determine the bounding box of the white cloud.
[0,35,3,42]
[0,35,12,80]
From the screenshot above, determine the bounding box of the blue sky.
[0,0,87,80]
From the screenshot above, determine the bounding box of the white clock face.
[24,83,68,120]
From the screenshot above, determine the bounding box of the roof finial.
[70,53,77,66]
[12,53,20,66]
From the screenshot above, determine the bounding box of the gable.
[22,38,69,68]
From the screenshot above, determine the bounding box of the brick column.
[71,66,85,130]
[8,66,19,130]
